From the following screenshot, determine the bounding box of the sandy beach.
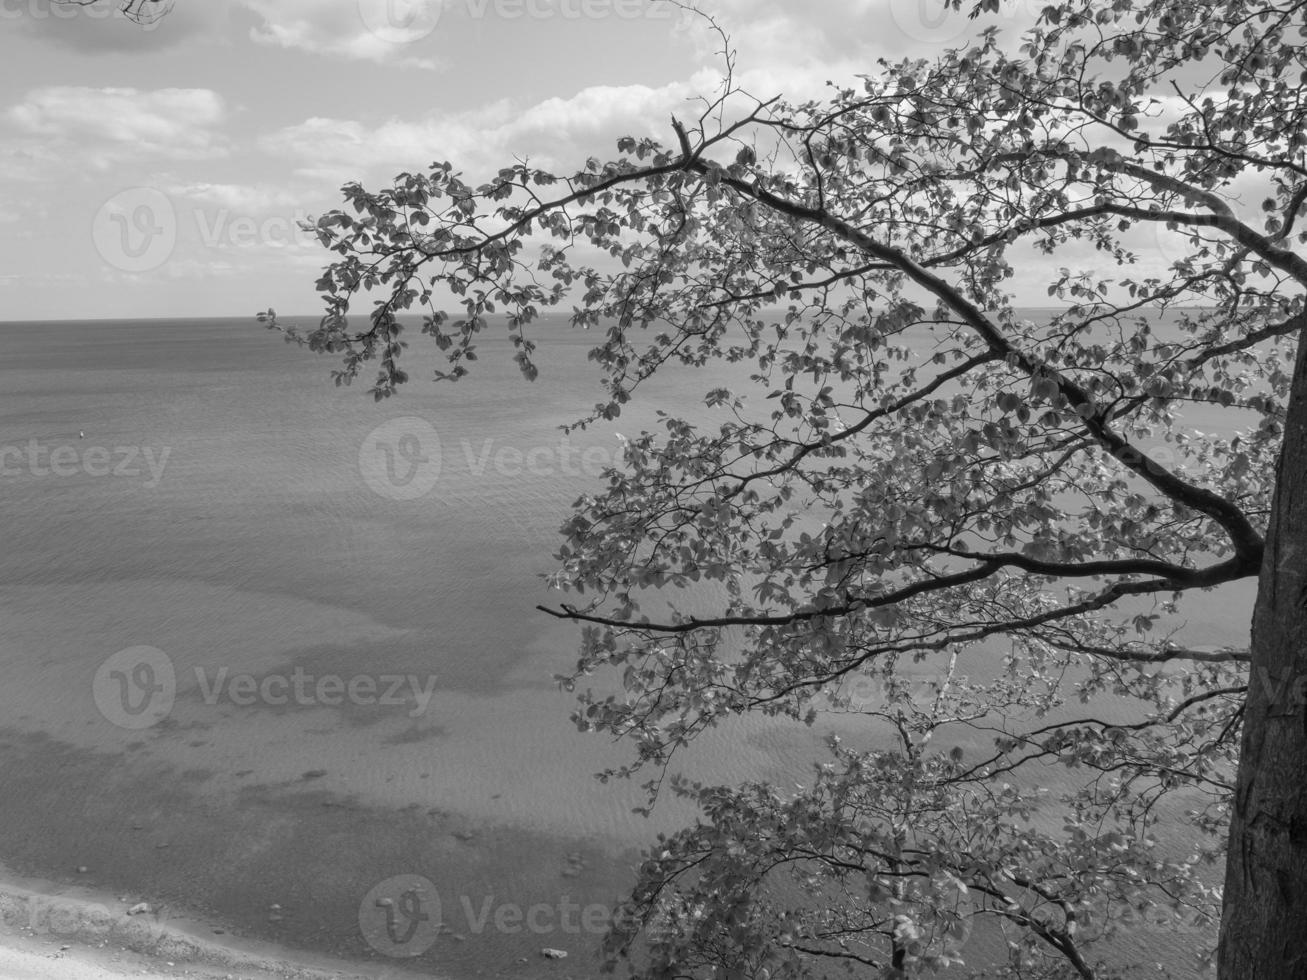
[0,866,393,980]
[0,932,349,980]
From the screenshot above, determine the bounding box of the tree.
[262,1,1307,976]
[49,0,174,24]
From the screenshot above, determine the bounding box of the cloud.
[698,0,1041,68]
[163,181,308,211]
[259,80,698,184]
[5,87,228,168]
[0,138,62,182]
[254,42,923,192]
[238,0,443,68]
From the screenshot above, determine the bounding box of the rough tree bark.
[1220,327,1307,979]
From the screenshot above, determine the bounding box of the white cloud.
[239,0,443,69]
[259,80,701,184]
[0,139,62,182]
[699,0,1041,68]
[5,87,228,168]
[255,48,922,194]
[163,181,306,211]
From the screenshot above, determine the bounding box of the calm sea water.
[0,315,1252,976]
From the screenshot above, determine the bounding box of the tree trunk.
[1219,328,1307,979]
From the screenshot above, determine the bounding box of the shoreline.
[0,720,636,979]
[0,864,411,980]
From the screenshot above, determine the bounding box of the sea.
[0,313,1256,977]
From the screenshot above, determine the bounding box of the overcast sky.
[1,0,1166,321]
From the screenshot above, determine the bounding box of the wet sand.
[0,864,394,980]
[0,724,656,979]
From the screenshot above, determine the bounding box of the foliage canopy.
[262,0,1307,976]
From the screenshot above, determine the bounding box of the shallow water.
[0,316,846,975]
[0,314,1252,977]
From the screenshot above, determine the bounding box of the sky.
[0,0,1162,320]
